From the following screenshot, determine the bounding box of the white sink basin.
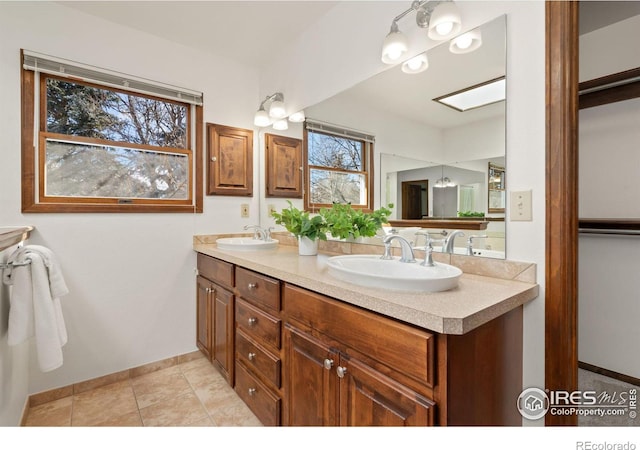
[216,238,278,251]
[326,255,462,293]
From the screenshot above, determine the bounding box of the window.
[21,50,203,212]
[304,120,374,211]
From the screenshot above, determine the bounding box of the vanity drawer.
[236,267,280,312]
[236,298,281,350]
[235,362,281,426]
[236,329,281,388]
[197,253,234,289]
[283,283,434,387]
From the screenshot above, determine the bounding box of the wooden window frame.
[21,57,203,213]
[303,127,375,213]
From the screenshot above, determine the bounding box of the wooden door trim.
[545,0,579,426]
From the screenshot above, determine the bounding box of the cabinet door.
[196,276,212,360]
[265,133,302,198]
[283,325,339,426]
[207,123,253,196]
[212,285,235,385]
[339,357,435,426]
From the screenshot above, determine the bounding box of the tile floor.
[24,354,262,427]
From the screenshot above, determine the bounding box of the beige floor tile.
[194,382,242,416]
[180,359,228,391]
[139,391,209,426]
[25,396,72,426]
[131,366,193,409]
[210,402,262,427]
[90,410,143,427]
[71,380,138,426]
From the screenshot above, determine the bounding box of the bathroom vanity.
[193,234,538,426]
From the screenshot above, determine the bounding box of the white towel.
[3,245,69,372]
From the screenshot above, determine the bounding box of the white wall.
[0,2,261,424]
[578,16,640,379]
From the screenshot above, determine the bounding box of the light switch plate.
[241,203,250,218]
[510,190,532,221]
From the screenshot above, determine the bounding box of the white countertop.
[193,241,539,335]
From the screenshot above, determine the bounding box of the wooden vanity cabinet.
[282,284,435,426]
[234,267,283,426]
[196,254,235,385]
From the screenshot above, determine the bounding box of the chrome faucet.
[466,235,488,256]
[414,231,442,267]
[243,225,272,241]
[381,234,416,263]
[443,230,465,254]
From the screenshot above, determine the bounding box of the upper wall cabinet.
[207,123,253,196]
[265,134,302,198]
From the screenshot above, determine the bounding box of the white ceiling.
[58,1,340,70]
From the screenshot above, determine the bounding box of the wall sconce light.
[253,92,305,129]
[381,0,469,72]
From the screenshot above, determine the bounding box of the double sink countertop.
[193,234,539,335]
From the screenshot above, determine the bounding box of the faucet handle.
[466,235,488,256]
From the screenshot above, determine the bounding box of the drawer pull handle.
[248,282,258,290]
[248,352,256,361]
[248,317,257,326]
[248,388,256,396]
[336,366,347,378]
[206,287,215,294]
[323,359,334,370]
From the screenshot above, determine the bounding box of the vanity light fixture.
[433,76,505,112]
[434,176,455,188]
[449,29,482,54]
[253,92,306,130]
[381,0,462,65]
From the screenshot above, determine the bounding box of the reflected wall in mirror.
[262,15,507,259]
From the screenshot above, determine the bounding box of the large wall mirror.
[261,15,507,259]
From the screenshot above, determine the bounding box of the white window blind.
[23,49,203,106]
[305,119,375,144]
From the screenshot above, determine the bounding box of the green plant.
[271,201,328,241]
[320,203,394,240]
[458,210,485,218]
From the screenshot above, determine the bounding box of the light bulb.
[455,34,473,49]
[436,21,454,37]
[401,53,428,74]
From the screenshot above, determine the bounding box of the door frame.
[545,1,579,426]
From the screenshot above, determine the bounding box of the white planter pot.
[298,236,318,256]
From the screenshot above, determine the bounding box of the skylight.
[434,77,506,112]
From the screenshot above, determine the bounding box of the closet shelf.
[0,226,34,252]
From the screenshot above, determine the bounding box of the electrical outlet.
[241,203,250,218]
[268,204,276,217]
[510,190,532,221]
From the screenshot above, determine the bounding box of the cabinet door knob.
[248,317,257,326]
[248,352,256,361]
[323,359,334,370]
[247,282,258,290]
[336,366,347,378]
[248,388,256,396]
